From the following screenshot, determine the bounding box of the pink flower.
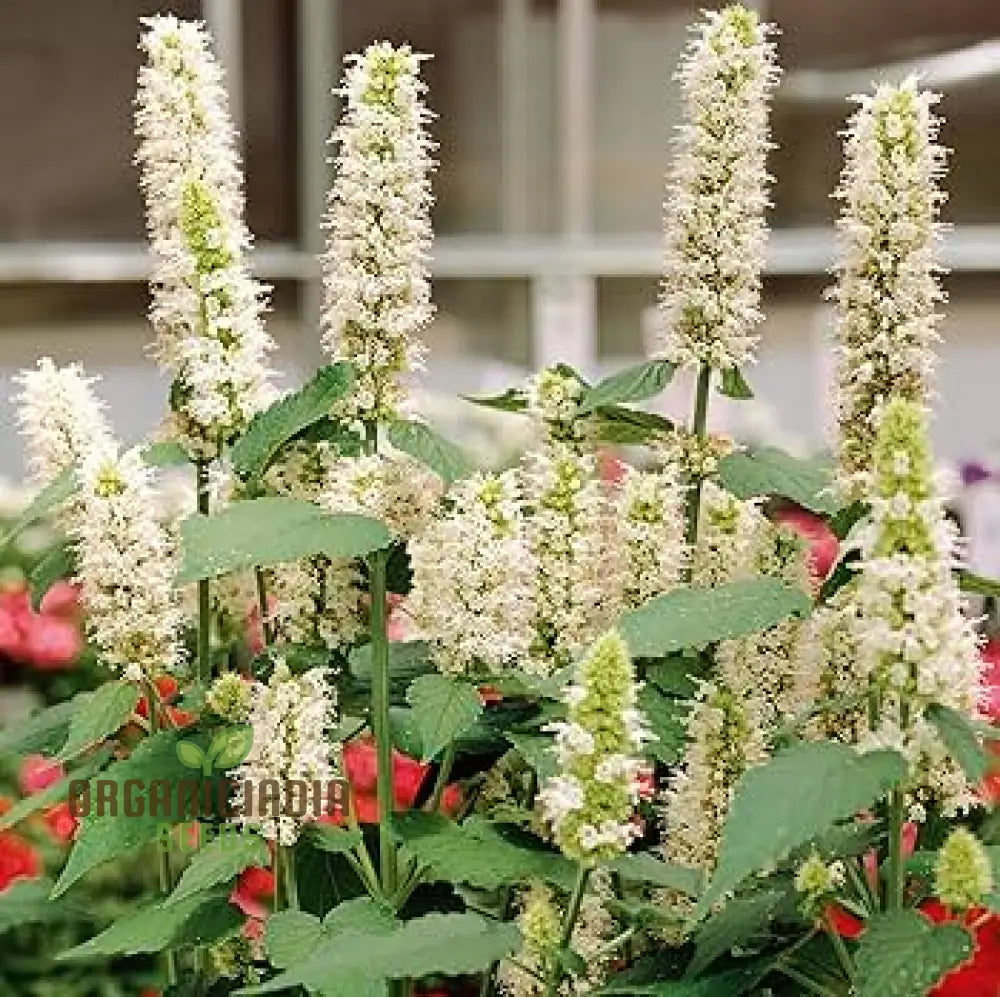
[39,581,81,619]
[26,615,83,670]
[773,505,840,585]
[18,755,64,795]
[43,802,78,843]
[439,783,463,817]
[979,639,1000,724]
[0,831,41,891]
[230,866,275,919]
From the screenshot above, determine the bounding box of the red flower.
[136,675,181,722]
[773,506,840,586]
[980,639,1000,724]
[19,754,64,795]
[439,783,463,817]
[825,904,866,940]
[0,831,41,891]
[230,866,275,919]
[167,706,198,728]
[26,615,83,670]
[478,685,503,706]
[338,737,430,824]
[243,917,266,942]
[635,765,656,802]
[920,901,1000,997]
[43,802,78,843]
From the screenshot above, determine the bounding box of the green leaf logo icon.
[176,740,207,772]
[206,725,254,771]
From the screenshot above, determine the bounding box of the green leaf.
[0,750,110,832]
[166,832,270,907]
[853,910,973,997]
[395,812,574,890]
[698,743,907,915]
[926,703,989,784]
[717,448,839,515]
[238,911,521,994]
[267,910,324,970]
[608,854,704,896]
[406,674,483,761]
[638,685,689,765]
[0,467,76,551]
[687,890,784,978]
[718,367,754,400]
[29,542,76,612]
[0,879,88,936]
[506,731,558,781]
[959,569,1000,599]
[58,889,240,960]
[387,419,473,485]
[178,498,391,583]
[349,640,433,689]
[598,962,769,995]
[306,822,364,855]
[57,681,140,762]
[206,725,255,770]
[52,730,207,897]
[580,361,676,414]
[176,741,206,770]
[142,439,190,468]
[461,388,528,412]
[0,696,79,756]
[592,406,674,445]
[619,579,812,658]
[231,364,355,481]
[829,501,868,540]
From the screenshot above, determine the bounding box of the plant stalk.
[254,567,272,648]
[282,845,299,911]
[683,364,712,554]
[196,460,212,680]
[887,788,906,911]
[429,742,456,813]
[544,864,590,997]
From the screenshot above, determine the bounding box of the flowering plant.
[0,7,997,997]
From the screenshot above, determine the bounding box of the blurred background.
[0,0,999,477]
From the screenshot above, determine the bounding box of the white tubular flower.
[321,42,435,424]
[408,471,534,675]
[716,520,815,729]
[656,4,779,372]
[830,78,946,497]
[522,444,622,675]
[689,482,760,587]
[539,631,652,864]
[661,682,768,908]
[234,662,337,845]
[74,445,184,681]
[13,358,114,486]
[136,15,276,458]
[526,365,589,449]
[613,463,687,609]
[322,449,442,540]
[849,398,980,810]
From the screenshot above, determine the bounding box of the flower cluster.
[234,662,337,844]
[13,359,113,486]
[136,15,275,458]
[689,481,761,587]
[0,582,83,671]
[655,5,779,371]
[934,828,993,911]
[408,471,534,675]
[73,445,184,681]
[538,631,652,863]
[526,366,589,448]
[794,851,846,911]
[321,42,435,424]
[830,77,946,497]
[322,449,442,540]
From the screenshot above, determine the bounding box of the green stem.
[282,845,299,911]
[370,546,397,898]
[254,567,272,648]
[196,460,212,680]
[823,911,856,985]
[683,364,712,554]
[774,963,842,997]
[544,864,590,997]
[273,843,281,915]
[429,742,457,813]
[158,846,178,985]
[887,788,906,911]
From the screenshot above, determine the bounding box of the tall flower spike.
[136,15,276,459]
[74,445,184,681]
[849,397,980,811]
[321,42,436,424]
[13,358,113,486]
[408,471,534,675]
[234,662,338,845]
[656,5,779,372]
[538,631,652,863]
[831,77,947,498]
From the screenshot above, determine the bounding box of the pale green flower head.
[521,882,562,959]
[206,672,253,724]
[794,851,844,902]
[934,828,993,910]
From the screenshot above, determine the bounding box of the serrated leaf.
[638,685,689,764]
[231,364,355,482]
[387,419,473,485]
[52,730,208,897]
[57,681,140,762]
[598,961,770,995]
[719,367,754,400]
[306,823,364,855]
[406,674,483,761]
[206,725,255,770]
[926,702,989,784]
[395,812,574,890]
[166,832,269,907]
[0,879,88,935]
[698,744,907,915]
[609,854,704,896]
[0,467,76,551]
[687,890,784,978]
[267,910,324,970]
[593,406,674,445]
[29,542,76,611]
[0,750,110,832]
[58,889,239,960]
[717,448,839,515]
[349,640,433,688]
[506,731,558,781]
[178,498,391,583]
[959,569,1000,599]
[238,911,521,994]
[853,910,973,997]
[619,579,812,659]
[0,695,79,756]
[461,388,528,412]
[580,361,676,414]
